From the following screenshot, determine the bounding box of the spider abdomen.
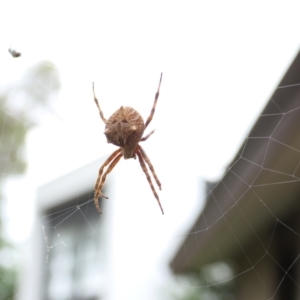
[104,106,144,158]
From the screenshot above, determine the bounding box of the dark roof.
[171,49,300,274]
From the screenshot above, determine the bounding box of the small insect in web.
[8,47,21,58]
[93,73,164,214]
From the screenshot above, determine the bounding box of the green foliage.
[0,260,17,300]
[0,60,61,300]
[0,61,60,177]
[0,104,27,176]
[168,262,237,300]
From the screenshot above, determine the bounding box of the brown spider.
[93,73,164,214]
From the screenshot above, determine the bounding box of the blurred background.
[1,1,300,299]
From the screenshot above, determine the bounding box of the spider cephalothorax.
[93,73,164,214]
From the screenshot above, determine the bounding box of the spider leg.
[94,148,122,191]
[144,73,163,130]
[140,129,155,142]
[137,145,161,190]
[94,148,122,213]
[136,148,164,215]
[94,153,122,213]
[93,82,107,124]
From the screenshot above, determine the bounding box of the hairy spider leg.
[140,129,155,142]
[136,149,164,215]
[144,73,163,130]
[93,82,107,123]
[94,152,123,213]
[138,145,161,190]
[94,148,122,191]
[94,148,121,213]
[97,152,122,195]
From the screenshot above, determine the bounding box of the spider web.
[170,80,300,299]
[1,1,300,300]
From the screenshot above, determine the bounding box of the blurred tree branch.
[0,61,60,176]
[0,60,60,300]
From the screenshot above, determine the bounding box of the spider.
[93,73,164,214]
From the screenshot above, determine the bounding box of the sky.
[1,0,300,299]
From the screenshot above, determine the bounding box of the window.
[42,192,105,300]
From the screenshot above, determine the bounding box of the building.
[171,50,300,300]
[17,157,114,300]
